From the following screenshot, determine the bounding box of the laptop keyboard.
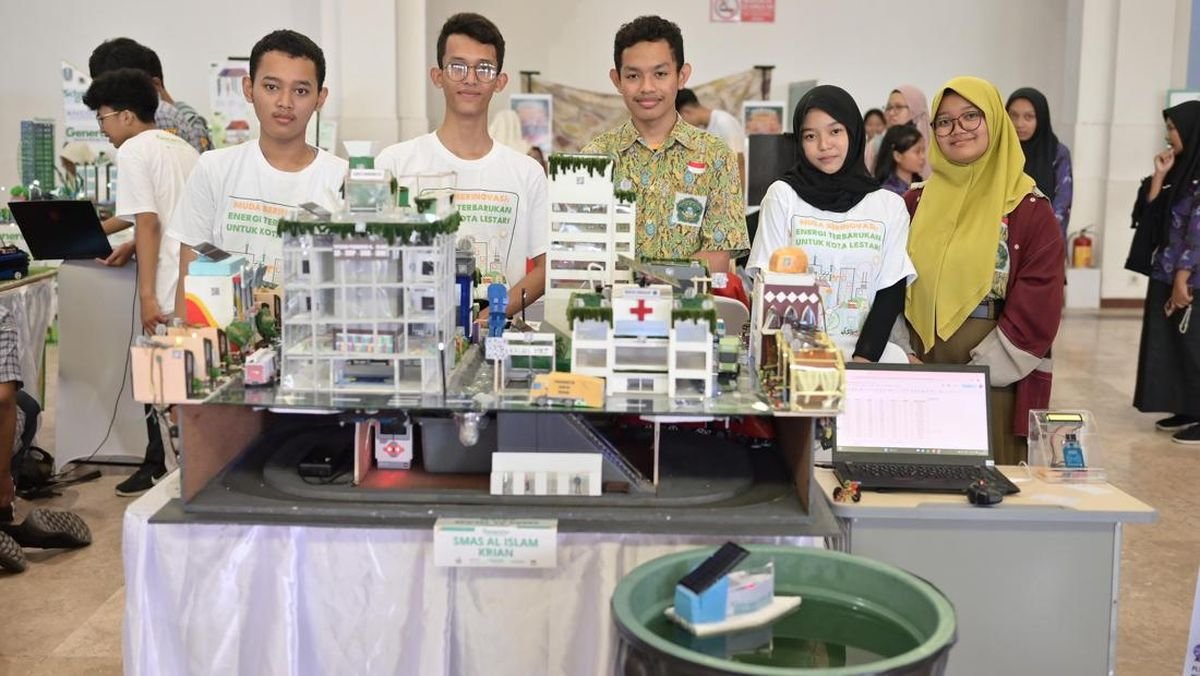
[836,462,1020,494]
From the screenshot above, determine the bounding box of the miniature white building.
[544,154,636,333]
[279,194,459,395]
[568,283,715,398]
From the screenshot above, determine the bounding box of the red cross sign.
[629,299,654,321]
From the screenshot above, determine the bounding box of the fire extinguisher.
[1071,227,1094,268]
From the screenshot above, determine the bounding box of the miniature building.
[278,193,460,394]
[668,296,717,399]
[750,269,845,412]
[750,270,825,367]
[568,283,715,398]
[543,153,636,332]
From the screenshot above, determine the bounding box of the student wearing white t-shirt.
[84,68,201,496]
[377,13,547,317]
[748,85,916,363]
[167,30,347,312]
[676,88,747,187]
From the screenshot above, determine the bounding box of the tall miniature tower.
[543,153,636,332]
[277,191,460,395]
[20,120,56,191]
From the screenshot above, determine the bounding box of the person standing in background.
[864,107,886,144]
[865,85,931,177]
[1131,101,1200,444]
[1007,87,1073,238]
[676,87,747,187]
[89,38,213,155]
[873,125,926,195]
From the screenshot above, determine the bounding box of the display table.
[815,467,1156,676]
[123,472,823,676]
[0,268,55,400]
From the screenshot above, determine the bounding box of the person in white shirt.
[167,30,347,313]
[676,87,747,186]
[748,85,915,364]
[377,13,547,318]
[83,67,200,496]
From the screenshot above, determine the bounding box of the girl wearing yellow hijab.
[901,77,1065,462]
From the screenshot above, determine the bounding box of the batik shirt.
[582,118,749,260]
[156,100,213,154]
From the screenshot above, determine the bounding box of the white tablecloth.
[123,474,822,676]
[0,272,55,400]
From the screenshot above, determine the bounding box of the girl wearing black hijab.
[1133,100,1200,443]
[1007,87,1074,237]
[747,85,915,363]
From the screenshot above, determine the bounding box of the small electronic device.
[966,479,1005,506]
[192,242,232,261]
[298,202,332,220]
[1061,433,1086,468]
[679,542,750,594]
[298,444,350,478]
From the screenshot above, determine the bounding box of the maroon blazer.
[904,187,1066,436]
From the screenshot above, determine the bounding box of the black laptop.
[8,200,113,260]
[832,363,1020,494]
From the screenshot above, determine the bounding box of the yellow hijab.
[906,76,1036,350]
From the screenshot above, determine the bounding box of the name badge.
[672,192,707,228]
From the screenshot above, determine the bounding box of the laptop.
[832,363,1020,494]
[8,200,113,260]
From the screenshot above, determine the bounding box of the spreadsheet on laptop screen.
[837,367,991,457]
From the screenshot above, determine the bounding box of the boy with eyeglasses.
[83,68,200,496]
[376,13,547,318]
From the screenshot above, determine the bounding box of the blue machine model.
[487,282,508,338]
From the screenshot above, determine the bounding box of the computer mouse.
[966,479,1004,506]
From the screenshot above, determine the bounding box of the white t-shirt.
[376,132,548,287]
[166,141,347,281]
[748,183,916,361]
[115,129,200,312]
[707,109,746,155]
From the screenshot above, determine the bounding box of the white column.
[395,0,430,141]
[324,0,399,149]
[1082,0,1192,301]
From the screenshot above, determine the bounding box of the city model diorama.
[134,147,846,532]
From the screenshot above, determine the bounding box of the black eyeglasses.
[443,62,498,83]
[933,110,984,137]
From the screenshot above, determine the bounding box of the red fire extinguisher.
[1072,227,1094,268]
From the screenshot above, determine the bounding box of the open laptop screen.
[836,364,992,459]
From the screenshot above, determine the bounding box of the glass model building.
[277,194,460,395]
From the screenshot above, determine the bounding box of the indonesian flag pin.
[686,160,707,175]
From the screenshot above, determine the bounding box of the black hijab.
[1125,100,1200,275]
[1162,100,1200,205]
[1007,87,1059,202]
[778,85,878,212]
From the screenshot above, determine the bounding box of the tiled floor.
[0,309,1195,675]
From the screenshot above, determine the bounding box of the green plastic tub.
[612,546,956,675]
